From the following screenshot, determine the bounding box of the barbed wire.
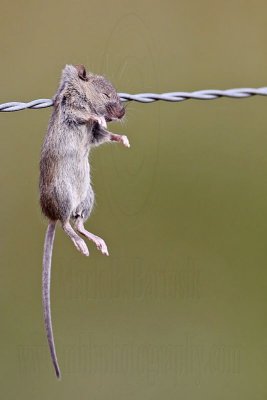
[1,87,267,111]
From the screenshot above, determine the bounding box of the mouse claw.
[121,135,130,148]
[93,236,109,256]
[73,238,89,256]
[95,237,109,256]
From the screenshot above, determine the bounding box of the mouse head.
[58,64,125,122]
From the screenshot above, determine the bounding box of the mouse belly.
[72,184,95,221]
[40,157,94,222]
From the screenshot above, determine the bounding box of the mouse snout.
[107,103,125,120]
[106,101,125,120]
[116,106,125,119]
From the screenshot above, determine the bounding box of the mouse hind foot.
[75,218,109,256]
[62,221,89,256]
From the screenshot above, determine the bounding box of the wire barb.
[1,87,267,111]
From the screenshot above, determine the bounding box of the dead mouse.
[39,64,129,379]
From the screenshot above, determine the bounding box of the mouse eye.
[103,93,111,98]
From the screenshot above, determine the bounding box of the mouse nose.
[117,107,125,119]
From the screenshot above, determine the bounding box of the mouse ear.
[75,64,88,81]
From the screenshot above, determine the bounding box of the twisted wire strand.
[1,87,267,111]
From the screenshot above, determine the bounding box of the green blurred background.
[1,0,267,398]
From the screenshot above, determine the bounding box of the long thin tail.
[42,221,61,379]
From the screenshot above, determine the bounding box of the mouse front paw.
[121,135,130,148]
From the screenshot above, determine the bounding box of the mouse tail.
[42,221,61,379]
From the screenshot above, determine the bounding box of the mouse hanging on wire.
[39,64,129,379]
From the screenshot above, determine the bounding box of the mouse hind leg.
[72,187,109,256]
[62,220,89,256]
[52,184,89,256]
[74,216,109,256]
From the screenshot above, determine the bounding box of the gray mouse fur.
[39,64,129,379]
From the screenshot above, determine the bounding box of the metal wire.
[1,87,267,111]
